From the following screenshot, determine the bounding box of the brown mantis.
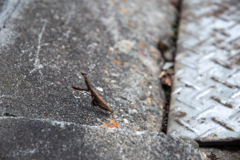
[72,72,113,117]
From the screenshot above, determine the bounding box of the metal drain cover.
[167,0,240,145]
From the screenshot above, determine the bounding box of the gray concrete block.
[0,117,202,159]
[0,0,175,132]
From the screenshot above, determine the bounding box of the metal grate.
[167,0,240,145]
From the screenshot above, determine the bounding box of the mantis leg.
[103,89,107,102]
[103,90,114,119]
[72,85,89,91]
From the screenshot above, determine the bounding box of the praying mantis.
[72,72,113,115]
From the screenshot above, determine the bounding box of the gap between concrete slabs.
[167,0,240,146]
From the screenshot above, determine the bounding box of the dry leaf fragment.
[142,69,148,73]
[131,65,138,69]
[147,97,152,105]
[129,22,136,27]
[153,53,159,59]
[207,152,219,160]
[149,46,159,53]
[162,75,172,86]
[158,69,174,79]
[113,59,122,65]
[171,0,179,8]
[103,69,108,74]
[158,71,167,79]
[140,49,147,56]
[158,40,169,54]
[159,68,173,86]
[148,115,154,123]
[139,41,146,48]
[102,119,120,128]
[149,126,155,130]
[59,80,67,86]
[105,78,109,83]
[167,69,174,75]
[121,8,128,14]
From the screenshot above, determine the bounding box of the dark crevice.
[3,112,17,117]
[160,0,182,134]
[171,0,182,51]
[161,84,171,133]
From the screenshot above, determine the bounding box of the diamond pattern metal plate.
[167,0,240,145]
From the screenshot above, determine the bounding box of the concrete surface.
[0,0,174,132]
[0,0,203,159]
[0,117,201,159]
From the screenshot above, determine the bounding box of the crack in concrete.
[30,20,47,76]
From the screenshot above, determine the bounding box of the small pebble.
[105,78,109,83]
[152,109,159,115]
[96,87,103,92]
[132,109,138,114]
[111,73,119,77]
[162,62,174,70]
[109,47,114,51]
[120,109,123,112]
[200,151,207,159]
[60,45,65,49]
[111,80,117,83]
[53,15,59,19]
[114,40,134,54]
[123,119,129,123]
[73,100,78,104]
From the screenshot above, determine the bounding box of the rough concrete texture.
[0,0,5,13]
[0,0,202,159]
[0,0,175,132]
[0,117,202,160]
[200,147,240,160]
